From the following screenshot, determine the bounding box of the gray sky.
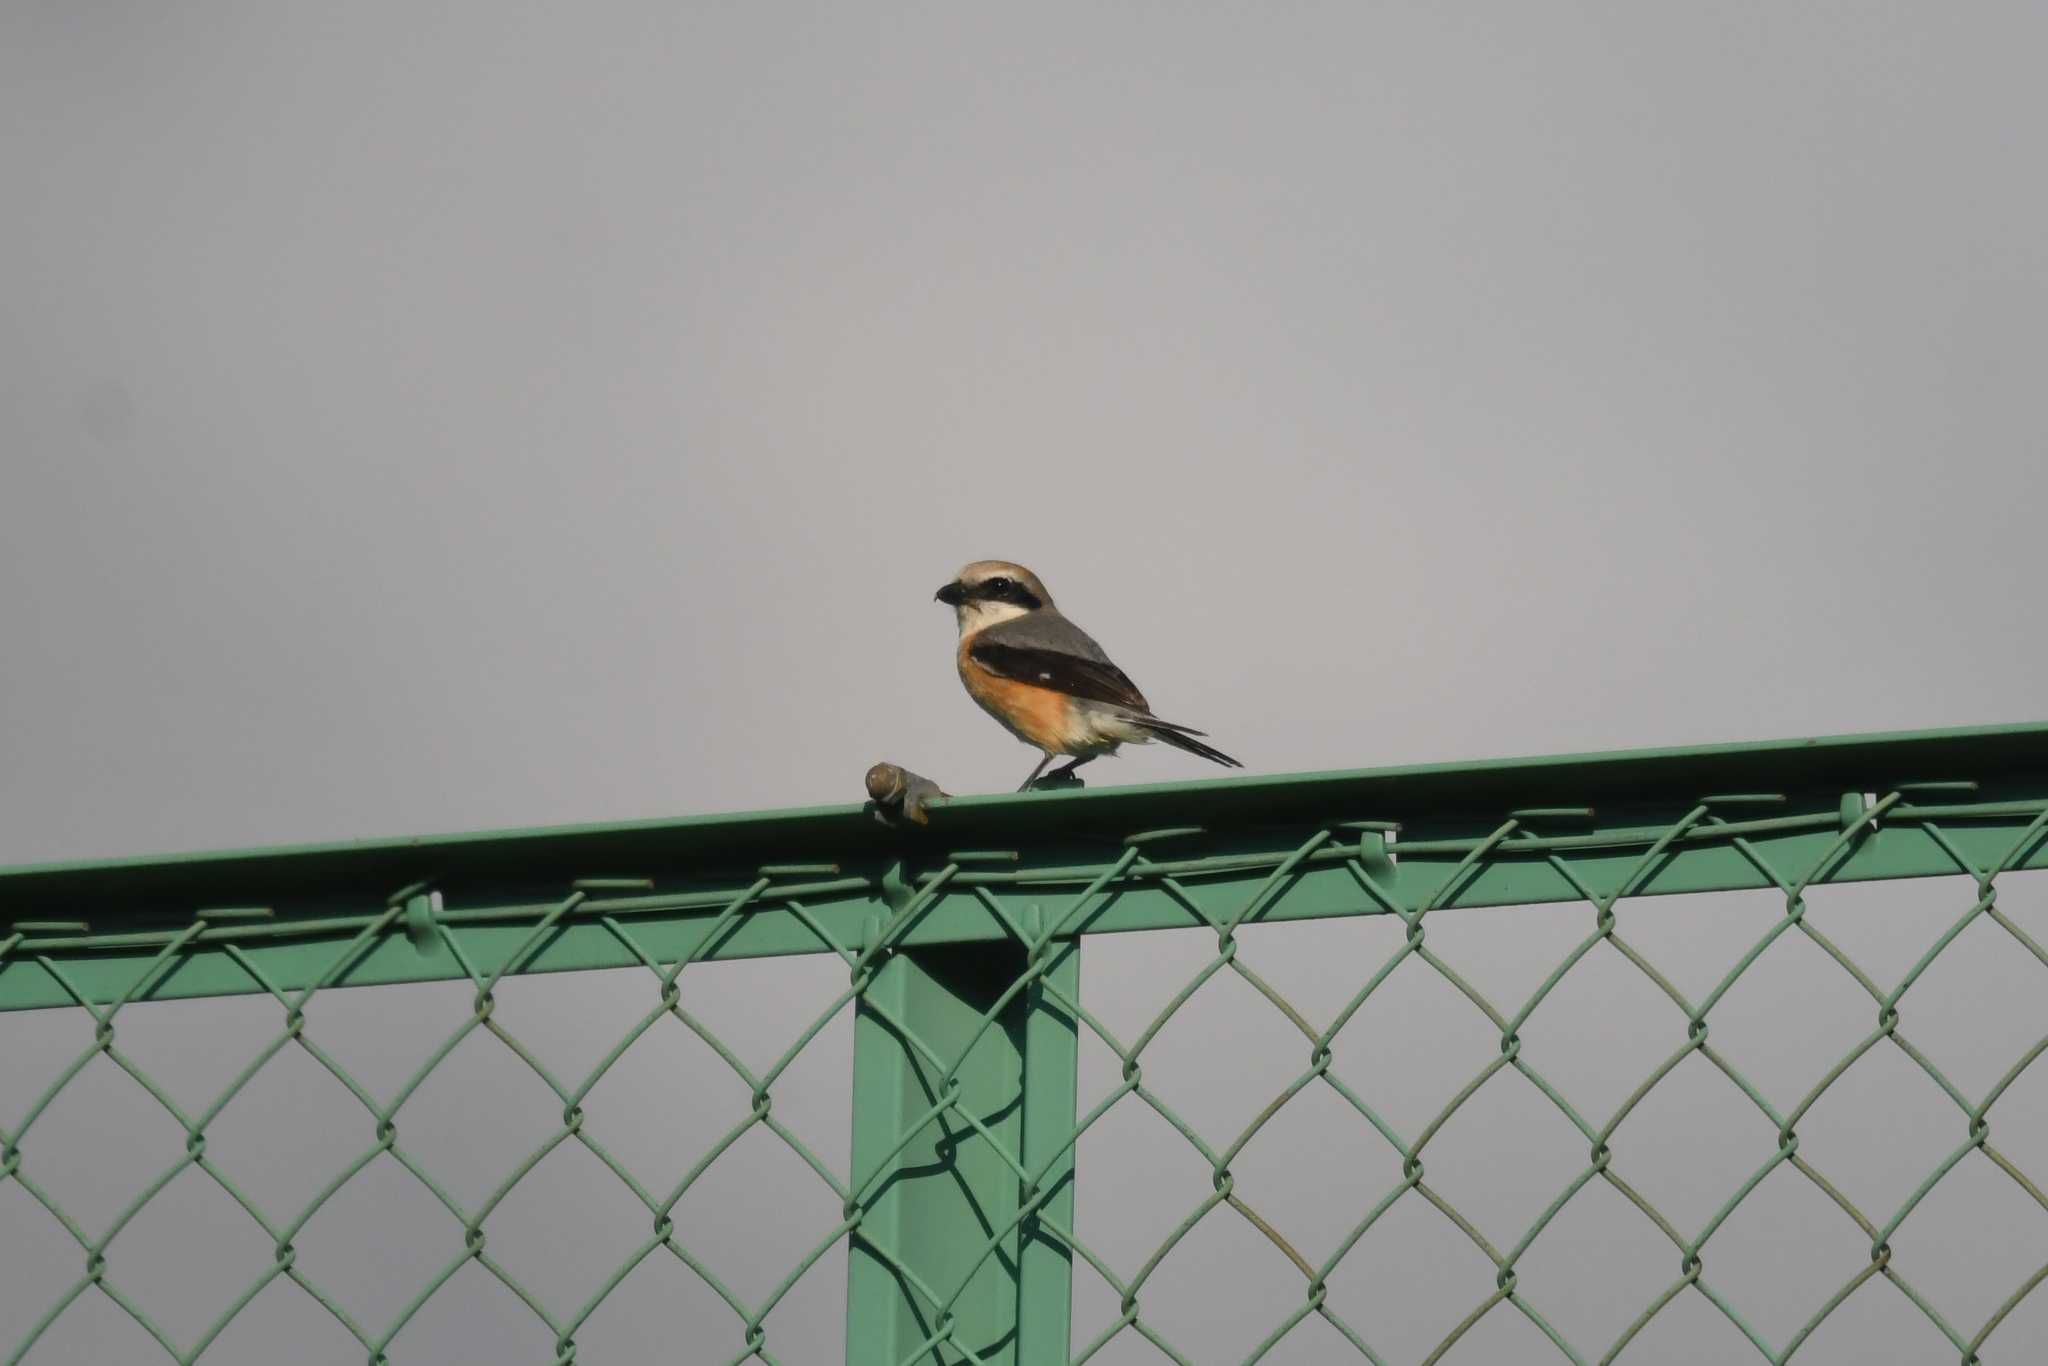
[4,3,2046,1363]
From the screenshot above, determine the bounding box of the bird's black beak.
[934,582,965,606]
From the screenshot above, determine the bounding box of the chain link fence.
[4,725,2047,1363]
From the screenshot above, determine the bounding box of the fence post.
[847,934,1080,1365]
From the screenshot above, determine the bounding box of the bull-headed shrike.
[936,560,1241,792]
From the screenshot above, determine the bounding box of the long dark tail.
[1136,717,1243,769]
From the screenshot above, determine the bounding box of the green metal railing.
[4,723,2047,1363]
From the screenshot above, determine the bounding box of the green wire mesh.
[1043,806,2048,1364]
[1,880,869,1365]
[3,748,2047,1364]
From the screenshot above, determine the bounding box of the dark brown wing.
[969,639,1151,713]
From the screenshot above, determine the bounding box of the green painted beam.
[7,721,2047,911]
[847,937,1080,1365]
[5,723,2048,1011]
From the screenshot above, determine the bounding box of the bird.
[934,560,1242,792]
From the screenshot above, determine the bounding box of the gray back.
[979,608,1116,664]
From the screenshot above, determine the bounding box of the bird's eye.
[984,577,1013,594]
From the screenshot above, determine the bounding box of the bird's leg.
[1017,752,1055,792]
[1043,755,1097,784]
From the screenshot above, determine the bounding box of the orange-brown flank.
[958,637,1078,753]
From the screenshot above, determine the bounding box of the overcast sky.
[4,4,2046,1364]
